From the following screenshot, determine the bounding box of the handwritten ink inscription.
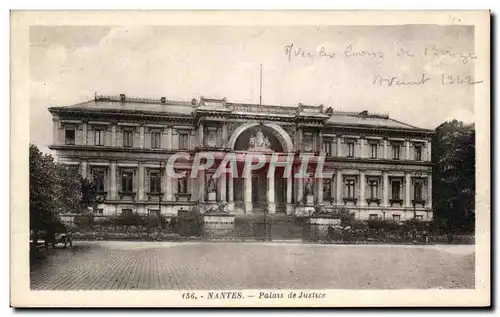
[283,43,481,87]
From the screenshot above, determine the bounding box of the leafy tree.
[432,120,475,233]
[30,144,99,246]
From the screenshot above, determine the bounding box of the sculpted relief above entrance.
[248,130,272,152]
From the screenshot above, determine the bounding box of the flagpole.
[259,64,262,107]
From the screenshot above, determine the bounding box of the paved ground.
[30,241,474,290]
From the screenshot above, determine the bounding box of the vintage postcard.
[11,10,490,307]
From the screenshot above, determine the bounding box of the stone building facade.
[49,94,434,221]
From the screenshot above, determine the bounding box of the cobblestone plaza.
[30,242,474,290]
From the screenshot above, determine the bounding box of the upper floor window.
[122,172,133,193]
[347,142,355,158]
[391,180,401,200]
[323,178,332,200]
[414,146,422,161]
[121,208,133,216]
[414,182,423,200]
[345,179,355,198]
[151,131,161,149]
[94,128,105,146]
[178,176,188,194]
[369,180,379,199]
[392,144,400,160]
[92,170,105,193]
[150,172,161,193]
[179,133,189,150]
[123,130,134,147]
[322,140,331,156]
[370,143,378,159]
[65,129,75,145]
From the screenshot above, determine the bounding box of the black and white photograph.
[11,10,490,307]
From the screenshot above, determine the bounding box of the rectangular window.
[323,179,332,200]
[96,208,104,215]
[369,180,378,199]
[123,130,134,147]
[415,215,423,221]
[179,133,188,150]
[415,146,422,161]
[414,182,423,200]
[392,144,400,160]
[370,143,378,159]
[393,214,401,222]
[122,172,133,193]
[369,214,379,220]
[65,129,75,145]
[151,131,161,149]
[347,143,355,158]
[94,128,105,146]
[322,141,331,156]
[391,180,401,200]
[346,179,355,198]
[149,209,160,217]
[121,208,133,216]
[93,170,105,193]
[150,172,161,193]
[178,176,188,194]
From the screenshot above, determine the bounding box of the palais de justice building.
[49,94,434,221]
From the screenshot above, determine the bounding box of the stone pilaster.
[111,124,116,147]
[166,127,173,150]
[406,140,411,160]
[138,163,145,201]
[227,173,234,212]
[199,123,204,147]
[219,172,227,202]
[286,175,293,214]
[427,174,432,208]
[383,171,389,207]
[359,171,365,207]
[267,175,275,214]
[317,177,323,203]
[336,136,342,157]
[81,121,88,145]
[405,172,411,208]
[426,140,432,162]
[139,125,145,149]
[360,138,365,159]
[383,139,388,159]
[244,169,252,213]
[336,170,343,206]
[110,161,117,200]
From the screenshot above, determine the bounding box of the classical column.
[383,139,388,159]
[219,172,227,203]
[405,140,411,160]
[199,170,205,202]
[267,175,276,214]
[199,123,204,147]
[139,125,145,149]
[80,161,88,179]
[336,136,342,157]
[165,167,173,201]
[426,140,432,162]
[111,124,117,147]
[297,127,303,151]
[318,130,323,152]
[110,161,117,200]
[336,170,343,206]
[360,138,365,159]
[227,172,234,212]
[359,171,365,207]
[405,172,411,208]
[317,177,323,203]
[297,176,304,204]
[426,174,432,209]
[244,169,253,213]
[222,124,228,147]
[53,119,59,145]
[82,121,88,145]
[166,127,173,150]
[286,175,293,214]
[138,163,145,201]
[383,171,389,207]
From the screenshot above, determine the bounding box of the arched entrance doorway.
[231,124,293,215]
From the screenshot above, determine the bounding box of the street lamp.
[413,170,423,219]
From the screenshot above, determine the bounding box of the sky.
[30,25,477,152]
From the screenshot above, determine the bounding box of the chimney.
[119,94,126,102]
[160,97,166,104]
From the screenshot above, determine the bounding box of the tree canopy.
[432,120,475,232]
